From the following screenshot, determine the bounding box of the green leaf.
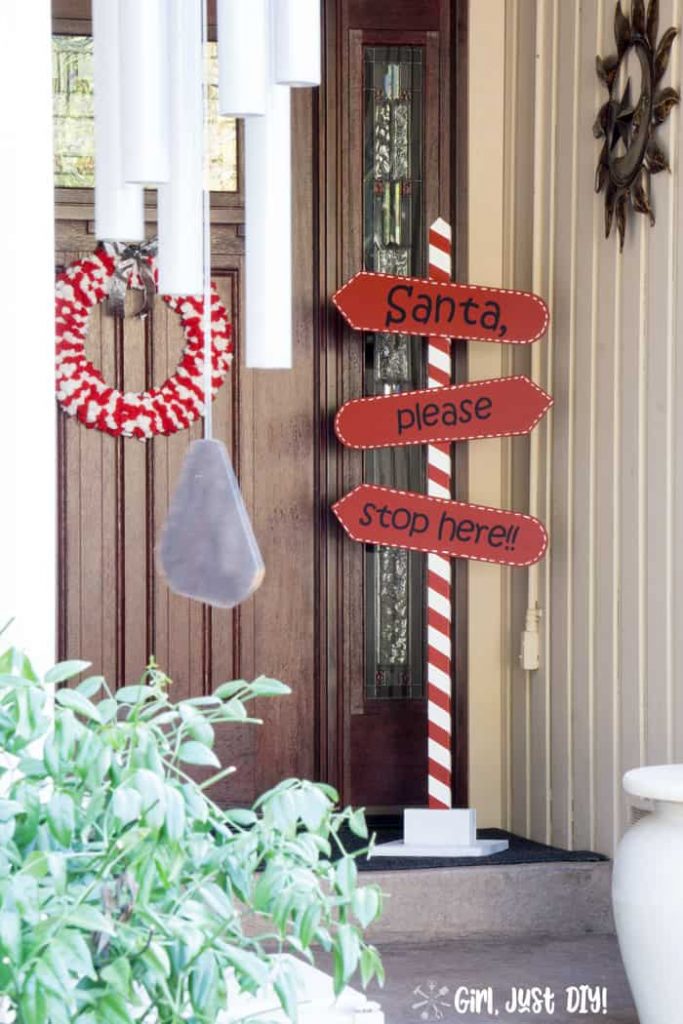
[19,975,48,1024]
[183,695,222,708]
[222,698,248,722]
[224,808,257,827]
[333,924,360,993]
[141,940,171,980]
[55,688,101,723]
[0,646,38,680]
[34,955,66,998]
[360,944,385,988]
[178,740,220,768]
[335,856,357,898]
[222,946,270,989]
[299,904,321,948]
[179,707,214,747]
[47,791,75,846]
[248,676,292,697]
[297,787,328,830]
[111,785,142,828]
[45,660,90,684]
[16,756,47,779]
[0,798,22,822]
[57,928,96,980]
[199,881,234,919]
[182,783,210,823]
[22,850,49,878]
[163,785,186,842]
[55,709,78,760]
[68,904,115,935]
[314,782,340,803]
[11,781,41,847]
[352,886,381,928]
[47,852,67,894]
[115,684,154,705]
[129,769,166,829]
[0,909,21,962]
[101,956,132,997]
[274,966,299,1022]
[265,790,299,832]
[96,992,134,1024]
[9,873,39,916]
[348,808,368,839]
[98,698,118,723]
[75,675,105,699]
[44,993,72,1024]
[189,951,220,1017]
[213,679,249,700]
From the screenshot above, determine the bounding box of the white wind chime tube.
[157,0,204,296]
[244,1,293,368]
[274,0,322,87]
[217,0,269,117]
[92,0,144,241]
[218,0,322,367]
[119,0,170,185]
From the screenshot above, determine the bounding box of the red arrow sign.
[335,375,553,450]
[332,484,548,567]
[332,271,549,344]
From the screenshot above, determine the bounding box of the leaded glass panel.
[363,46,425,701]
[52,36,238,193]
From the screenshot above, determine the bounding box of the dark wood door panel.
[351,704,427,807]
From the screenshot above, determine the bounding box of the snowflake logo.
[411,980,451,1020]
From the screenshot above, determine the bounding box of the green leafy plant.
[0,648,383,1023]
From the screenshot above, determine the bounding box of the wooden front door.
[54,5,320,807]
[54,0,466,811]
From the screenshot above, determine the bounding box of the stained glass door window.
[52,36,238,192]
[363,46,425,700]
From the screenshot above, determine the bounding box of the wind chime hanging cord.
[201,0,213,441]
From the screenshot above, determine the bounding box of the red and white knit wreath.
[55,247,233,440]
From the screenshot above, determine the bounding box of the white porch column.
[0,0,56,673]
[467,0,508,826]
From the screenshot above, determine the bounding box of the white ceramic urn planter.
[613,765,683,1024]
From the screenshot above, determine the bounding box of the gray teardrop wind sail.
[158,439,265,608]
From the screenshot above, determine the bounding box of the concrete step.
[363,862,614,945]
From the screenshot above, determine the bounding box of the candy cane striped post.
[427,217,453,810]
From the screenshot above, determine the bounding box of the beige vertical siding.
[503,0,683,857]
[468,0,509,827]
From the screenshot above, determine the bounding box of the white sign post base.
[369,808,509,860]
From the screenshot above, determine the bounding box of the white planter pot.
[612,765,683,1024]
[220,956,385,1023]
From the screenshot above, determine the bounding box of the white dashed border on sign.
[334,375,554,450]
[332,483,549,568]
[331,270,551,344]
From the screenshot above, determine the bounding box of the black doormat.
[337,817,608,871]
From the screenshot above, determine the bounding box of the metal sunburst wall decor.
[594,0,679,250]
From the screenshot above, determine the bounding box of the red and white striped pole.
[426,217,453,810]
